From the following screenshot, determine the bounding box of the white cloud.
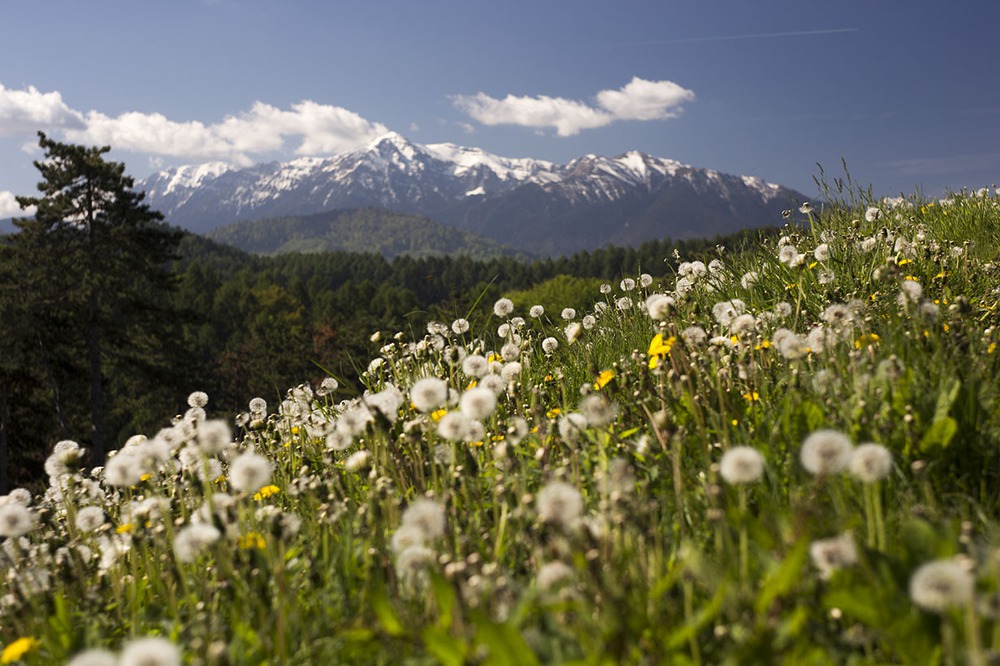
[0,190,34,218]
[453,77,694,136]
[0,82,390,166]
[0,84,84,136]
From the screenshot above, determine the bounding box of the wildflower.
[578,394,618,427]
[557,413,589,444]
[593,370,615,390]
[855,333,880,349]
[537,481,584,530]
[253,484,280,501]
[462,354,489,378]
[196,419,233,455]
[712,299,745,327]
[402,498,447,541]
[565,322,583,344]
[648,333,676,369]
[817,269,835,285]
[396,544,436,592]
[66,648,117,666]
[820,303,853,327]
[740,271,759,289]
[582,314,597,329]
[616,296,633,311]
[459,386,497,421]
[500,362,522,383]
[248,397,267,416]
[500,341,520,362]
[778,244,799,265]
[318,377,339,395]
[645,293,673,320]
[119,636,182,666]
[799,202,812,214]
[228,451,274,494]
[814,243,830,261]
[542,337,559,354]
[104,451,145,487]
[1,637,39,664]
[909,559,974,613]
[344,450,370,472]
[529,304,545,318]
[561,307,576,320]
[680,326,707,346]
[451,318,470,334]
[810,533,858,580]
[437,411,470,442]
[718,446,765,484]
[75,506,106,533]
[600,283,612,294]
[849,443,893,482]
[537,561,574,592]
[493,297,514,317]
[800,429,854,476]
[411,377,449,413]
[730,313,756,335]
[640,273,654,287]
[173,523,221,563]
[620,278,636,291]
[187,391,209,408]
[864,206,882,222]
[898,279,923,306]
[773,329,809,360]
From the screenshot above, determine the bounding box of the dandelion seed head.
[582,314,597,330]
[500,362,522,383]
[344,449,370,472]
[248,397,267,416]
[578,395,618,427]
[809,533,858,580]
[542,337,559,354]
[537,561,574,592]
[778,244,799,264]
[645,294,674,320]
[187,391,209,408]
[565,322,583,344]
[75,506,106,533]
[437,411,470,442]
[462,354,489,378]
[620,278,636,292]
[909,559,974,613]
[814,243,830,261]
[0,503,34,538]
[557,412,589,444]
[478,374,505,395]
[898,279,923,305]
[119,637,182,666]
[395,544,436,592]
[537,481,584,530]
[529,304,545,318]
[719,447,765,484]
[849,443,893,482]
[864,206,882,222]
[459,386,497,421]
[730,313,756,335]
[104,451,145,488]
[616,296,633,311]
[411,377,449,413]
[451,318,470,334]
[800,429,854,476]
[229,451,274,494]
[680,326,707,346]
[600,283,612,294]
[174,523,221,563]
[493,297,514,318]
[66,648,118,666]
[402,498,446,541]
[640,273,654,287]
[561,308,577,320]
[196,419,232,455]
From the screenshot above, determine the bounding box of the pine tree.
[12,132,183,467]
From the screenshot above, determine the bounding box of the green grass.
[2,188,1000,665]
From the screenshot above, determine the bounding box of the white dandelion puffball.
[411,377,449,413]
[229,451,274,493]
[66,648,118,666]
[557,412,589,444]
[493,297,514,317]
[800,429,854,476]
[187,391,209,408]
[451,318,470,334]
[119,636,182,666]
[0,503,34,538]
[909,559,974,613]
[561,307,576,320]
[529,304,545,318]
[809,532,858,580]
[849,443,893,483]
[719,446,765,484]
[173,523,222,563]
[462,354,489,378]
[645,294,673,320]
[459,386,497,421]
[542,337,559,354]
[402,498,447,541]
[75,506,107,533]
[537,480,584,529]
[437,411,470,442]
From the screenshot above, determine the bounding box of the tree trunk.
[88,291,105,467]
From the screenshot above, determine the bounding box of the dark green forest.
[0,135,780,490]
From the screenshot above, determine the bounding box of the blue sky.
[2,0,999,217]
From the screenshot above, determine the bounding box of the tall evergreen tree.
[12,132,183,467]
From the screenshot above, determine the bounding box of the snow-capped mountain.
[139,132,804,255]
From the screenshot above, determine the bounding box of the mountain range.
[139,132,806,256]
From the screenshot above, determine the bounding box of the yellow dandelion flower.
[756,340,772,350]
[491,434,505,442]
[731,419,739,427]
[934,271,947,280]
[943,323,950,332]
[730,335,739,344]
[988,342,997,354]
[214,475,226,484]
[1,637,39,664]
[253,485,280,501]
[546,407,562,418]
[466,380,478,390]
[742,391,760,402]
[290,426,300,435]
[648,334,676,369]
[430,408,447,422]
[468,441,484,448]
[116,523,135,535]
[139,473,153,482]
[855,333,880,349]
[593,369,615,390]
[903,275,919,281]
[897,258,912,266]
[544,374,555,382]
[808,261,818,269]
[238,532,267,550]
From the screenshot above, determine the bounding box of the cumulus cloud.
[0,84,84,135]
[1,82,389,166]
[453,76,695,136]
[0,191,34,218]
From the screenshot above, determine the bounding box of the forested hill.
[4,222,779,489]
[205,208,532,260]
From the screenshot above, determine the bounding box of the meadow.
[1,186,1000,665]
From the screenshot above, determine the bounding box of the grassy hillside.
[206,207,532,260]
[3,189,1000,664]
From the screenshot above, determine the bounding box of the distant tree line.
[0,135,779,490]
